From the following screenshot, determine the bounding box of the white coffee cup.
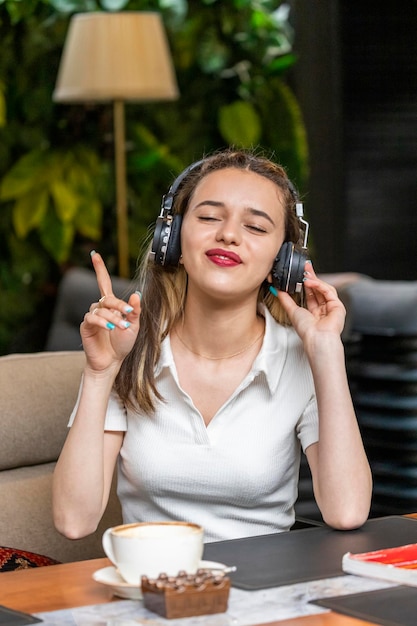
[102,521,204,585]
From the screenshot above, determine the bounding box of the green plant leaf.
[48,0,98,12]
[100,0,129,9]
[0,81,6,128]
[75,197,102,240]
[39,209,75,265]
[268,53,297,74]
[0,150,47,201]
[218,100,262,147]
[50,179,80,223]
[67,148,104,198]
[12,188,49,238]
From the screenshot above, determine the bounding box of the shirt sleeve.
[68,378,127,431]
[297,393,319,452]
[103,389,128,431]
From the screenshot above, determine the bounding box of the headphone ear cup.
[272,242,307,294]
[164,214,182,267]
[151,159,206,267]
[151,214,183,267]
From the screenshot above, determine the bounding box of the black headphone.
[149,159,309,294]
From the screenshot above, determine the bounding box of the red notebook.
[343,543,417,586]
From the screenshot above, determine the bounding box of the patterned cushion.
[0,546,60,572]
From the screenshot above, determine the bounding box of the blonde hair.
[115,149,305,413]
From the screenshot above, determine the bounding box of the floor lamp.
[53,12,179,277]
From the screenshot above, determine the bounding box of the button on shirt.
[100,307,319,542]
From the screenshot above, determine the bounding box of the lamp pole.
[113,99,129,278]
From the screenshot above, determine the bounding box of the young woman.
[53,149,372,542]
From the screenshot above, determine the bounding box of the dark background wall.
[292,0,417,280]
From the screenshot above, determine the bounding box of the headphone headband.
[160,159,205,215]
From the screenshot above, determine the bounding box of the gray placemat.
[203,516,417,590]
[311,585,417,626]
[0,606,42,626]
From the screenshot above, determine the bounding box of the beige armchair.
[0,350,122,564]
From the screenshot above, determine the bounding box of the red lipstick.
[206,249,242,267]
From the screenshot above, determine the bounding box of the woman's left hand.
[276,261,346,343]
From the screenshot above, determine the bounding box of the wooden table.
[0,555,377,626]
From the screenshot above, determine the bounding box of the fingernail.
[306,259,312,264]
[269,285,278,297]
[135,290,142,300]
[124,305,134,314]
[106,322,115,330]
[120,320,131,329]
[90,250,96,257]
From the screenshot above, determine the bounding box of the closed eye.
[245,223,268,233]
[198,215,220,222]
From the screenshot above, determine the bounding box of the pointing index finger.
[90,251,114,298]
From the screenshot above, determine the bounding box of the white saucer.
[92,560,228,600]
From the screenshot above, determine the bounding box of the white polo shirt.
[100,307,319,542]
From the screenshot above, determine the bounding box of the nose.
[215,215,242,245]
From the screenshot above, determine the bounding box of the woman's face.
[180,167,286,303]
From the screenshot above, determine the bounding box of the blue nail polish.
[120,321,131,329]
[90,250,96,257]
[135,290,142,300]
[106,322,115,330]
[124,305,134,314]
[269,285,278,297]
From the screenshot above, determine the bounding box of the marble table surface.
[35,573,395,626]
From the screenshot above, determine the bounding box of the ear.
[266,272,273,284]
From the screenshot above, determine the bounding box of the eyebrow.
[193,200,276,226]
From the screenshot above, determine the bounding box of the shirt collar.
[251,305,289,395]
[156,333,175,376]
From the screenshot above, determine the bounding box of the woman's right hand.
[80,251,141,372]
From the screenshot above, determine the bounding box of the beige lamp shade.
[53,12,179,103]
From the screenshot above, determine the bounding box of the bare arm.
[52,252,141,538]
[277,263,372,529]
